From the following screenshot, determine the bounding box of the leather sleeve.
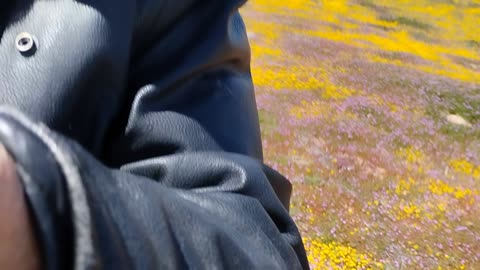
[0,0,309,269]
[108,0,309,267]
[107,0,263,163]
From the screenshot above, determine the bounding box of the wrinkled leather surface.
[0,0,309,269]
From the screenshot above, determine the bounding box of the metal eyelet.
[15,32,36,54]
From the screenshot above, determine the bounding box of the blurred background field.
[240,1,480,269]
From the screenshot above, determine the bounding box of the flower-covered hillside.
[241,1,480,269]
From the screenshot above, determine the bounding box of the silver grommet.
[15,32,36,54]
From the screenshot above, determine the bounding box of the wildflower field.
[240,0,480,269]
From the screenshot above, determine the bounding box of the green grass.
[379,16,432,30]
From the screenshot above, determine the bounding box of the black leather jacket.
[0,0,309,269]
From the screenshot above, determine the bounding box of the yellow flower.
[395,178,415,196]
[396,147,425,165]
[428,179,477,200]
[449,159,480,178]
[303,237,382,269]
